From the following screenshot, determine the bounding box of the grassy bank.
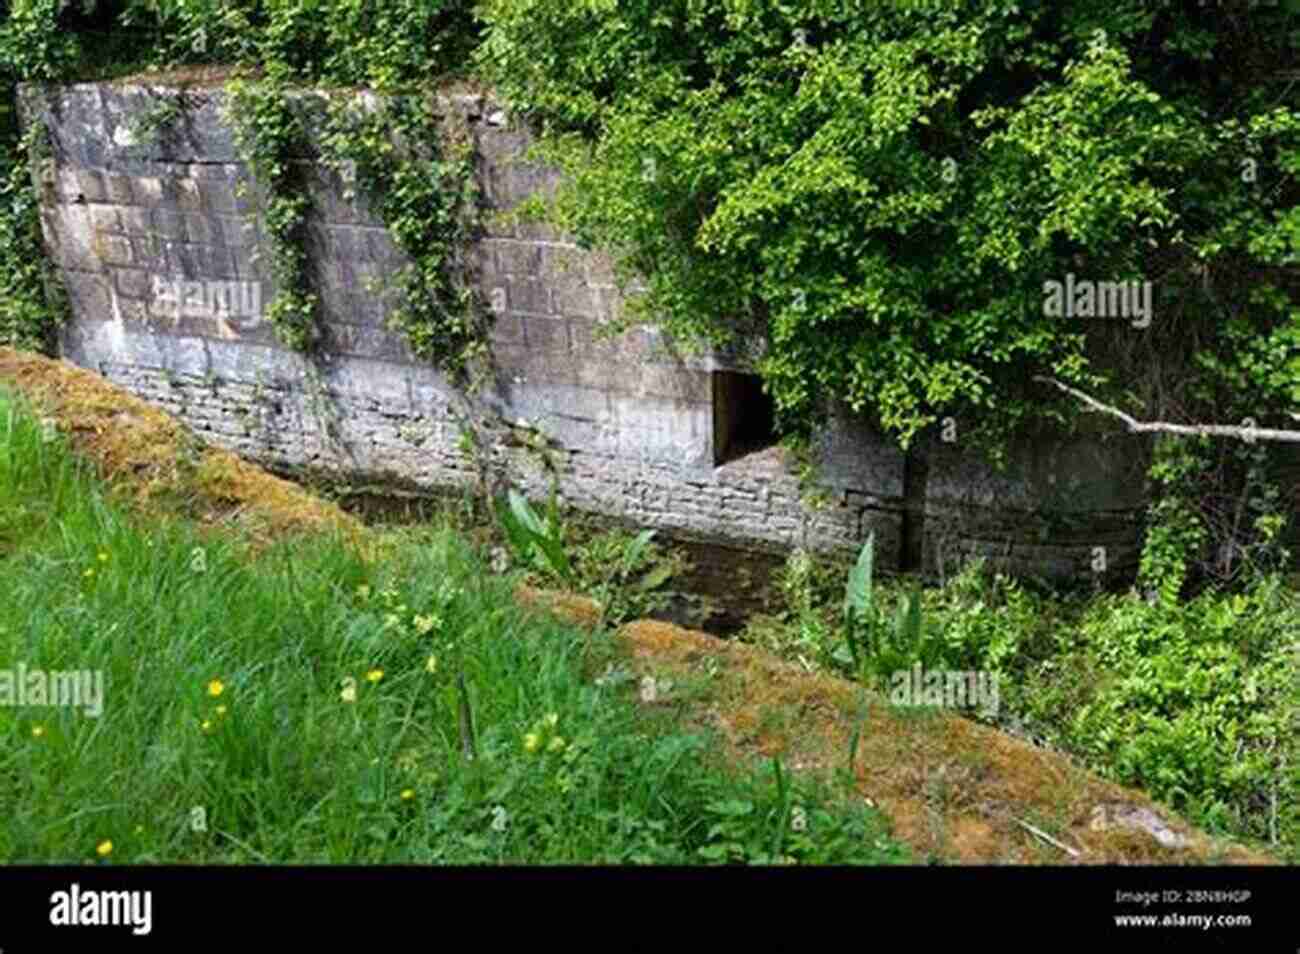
[0,385,909,864]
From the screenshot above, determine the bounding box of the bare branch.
[1013,817,1082,859]
[1033,377,1300,444]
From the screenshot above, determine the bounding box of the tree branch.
[1033,377,1300,443]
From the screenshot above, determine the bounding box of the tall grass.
[0,388,907,864]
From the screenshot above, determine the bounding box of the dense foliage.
[743,546,1300,857]
[319,90,487,376]
[116,0,480,90]
[5,2,1299,429]
[476,0,1300,450]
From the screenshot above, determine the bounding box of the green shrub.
[742,542,1298,856]
[1012,580,1298,853]
[494,487,688,626]
[475,0,1300,463]
[569,525,688,627]
[1139,433,1294,600]
[0,0,80,81]
[0,115,63,352]
[121,0,479,89]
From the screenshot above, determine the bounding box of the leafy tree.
[475,0,1300,457]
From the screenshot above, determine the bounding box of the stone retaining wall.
[19,79,1153,582]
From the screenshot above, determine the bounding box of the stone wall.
[19,79,1152,582]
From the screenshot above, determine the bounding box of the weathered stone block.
[151,209,188,240]
[94,234,134,267]
[508,276,551,316]
[524,315,569,352]
[119,206,149,234]
[568,318,623,360]
[488,314,527,346]
[114,268,152,300]
[61,271,113,320]
[104,174,134,204]
[133,176,163,203]
[88,204,120,233]
[77,169,107,204]
[216,213,258,249]
[40,203,96,272]
[493,239,542,276]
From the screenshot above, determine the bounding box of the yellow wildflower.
[96,840,113,857]
[396,750,420,774]
[366,669,384,683]
[207,679,224,698]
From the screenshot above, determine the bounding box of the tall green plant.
[0,0,81,352]
[570,526,686,626]
[841,532,945,685]
[842,531,878,673]
[0,113,64,352]
[494,487,575,586]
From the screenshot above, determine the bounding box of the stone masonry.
[18,79,1153,582]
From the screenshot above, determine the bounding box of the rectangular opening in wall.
[712,371,777,465]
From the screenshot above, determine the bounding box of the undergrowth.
[738,541,1300,860]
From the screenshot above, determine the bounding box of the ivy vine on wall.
[222,76,488,383]
[0,107,68,353]
[222,75,321,355]
[320,89,487,384]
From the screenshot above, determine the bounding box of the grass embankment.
[0,347,1286,864]
[0,381,907,863]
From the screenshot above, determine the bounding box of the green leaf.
[636,561,675,591]
[845,532,876,622]
[621,528,657,576]
[501,488,574,584]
